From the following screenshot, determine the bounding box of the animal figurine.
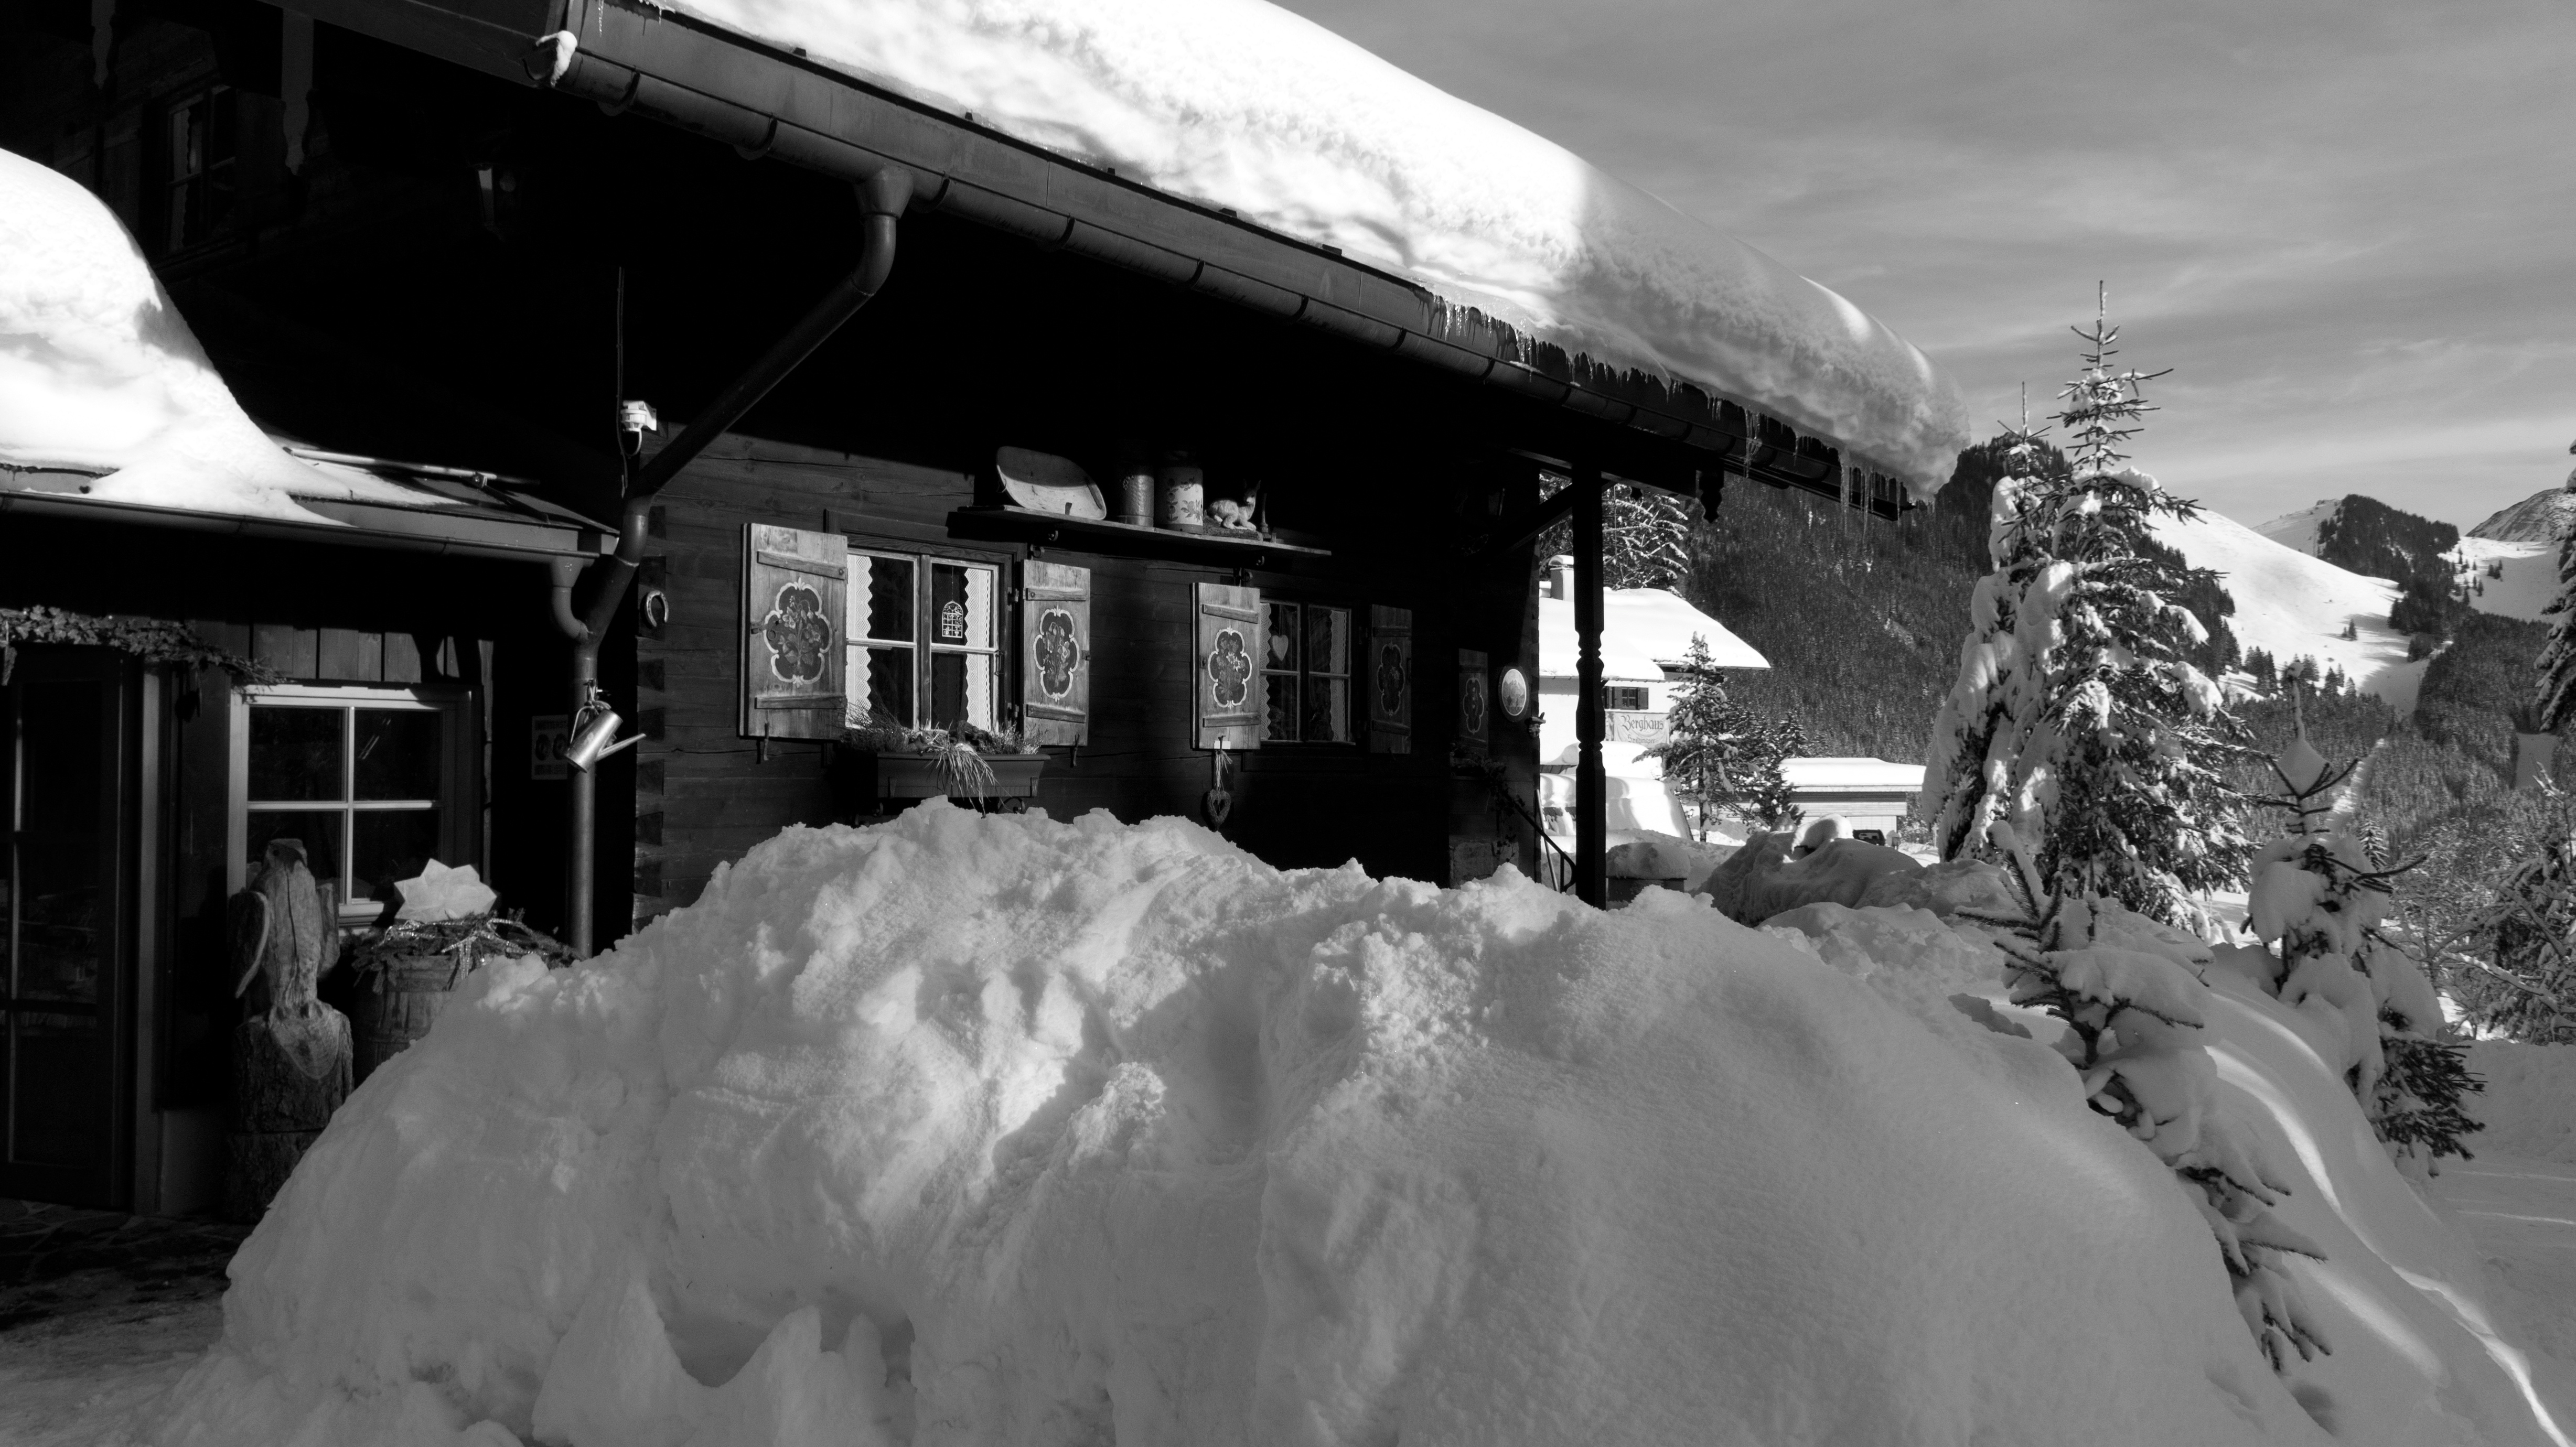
[229,839,351,1082]
[1207,481,1263,535]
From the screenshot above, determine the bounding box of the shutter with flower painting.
[1456,648,1489,757]
[741,524,847,740]
[1367,604,1412,753]
[1194,582,1264,749]
[1022,561,1091,746]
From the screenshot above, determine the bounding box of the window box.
[866,750,1046,804]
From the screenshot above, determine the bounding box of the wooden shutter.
[1022,560,1092,746]
[1194,582,1264,750]
[741,524,847,740]
[1368,604,1412,754]
[1457,648,1489,755]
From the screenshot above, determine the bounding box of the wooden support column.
[1573,462,1606,906]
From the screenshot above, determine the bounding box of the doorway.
[3,647,134,1208]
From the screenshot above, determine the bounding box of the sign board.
[531,714,569,780]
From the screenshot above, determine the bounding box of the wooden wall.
[632,433,1542,928]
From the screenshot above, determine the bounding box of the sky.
[1275,0,2574,533]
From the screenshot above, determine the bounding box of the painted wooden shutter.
[1368,604,1412,754]
[1457,648,1489,756]
[1022,560,1092,746]
[1194,582,1264,750]
[741,524,847,740]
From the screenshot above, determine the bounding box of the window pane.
[1264,674,1300,741]
[1307,607,1350,677]
[354,810,442,914]
[12,1011,104,1169]
[928,653,997,732]
[246,812,344,900]
[1305,677,1351,743]
[929,563,997,651]
[857,646,915,727]
[354,709,443,801]
[853,554,915,643]
[250,706,344,801]
[16,677,105,1005]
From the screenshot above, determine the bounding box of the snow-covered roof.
[1780,756,1926,795]
[0,147,448,526]
[656,0,1969,489]
[1538,589,1767,681]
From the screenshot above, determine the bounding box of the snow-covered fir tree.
[1974,823,2332,1371]
[2480,819,2576,1043]
[2528,457,2576,731]
[1644,635,1805,838]
[1534,476,1697,590]
[1920,302,2250,923]
[2246,726,2481,1173]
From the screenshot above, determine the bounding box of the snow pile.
[661,0,1968,490]
[2464,1043,2576,1164]
[144,802,2447,1446]
[0,147,432,524]
[2153,508,2418,709]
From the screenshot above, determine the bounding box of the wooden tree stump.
[224,1006,351,1222]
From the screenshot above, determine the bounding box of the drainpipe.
[551,165,914,955]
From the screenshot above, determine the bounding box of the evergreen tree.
[2246,725,2481,1171]
[1645,635,1805,838]
[1533,477,1697,590]
[1921,299,2251,922]
[2478,821,2576,1043]
[1977,824,2332,1372]
[2528,451,2576,730]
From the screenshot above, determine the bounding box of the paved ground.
[0,1200,244,1446]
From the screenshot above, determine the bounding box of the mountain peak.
[2469,482,2576,543]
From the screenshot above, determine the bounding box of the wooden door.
[2,647,133,1208]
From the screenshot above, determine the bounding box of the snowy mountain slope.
[2456,537,2558,622]
[2471,484,2576,543]
[2150,509,2417,707]
[2256,499,2338,555]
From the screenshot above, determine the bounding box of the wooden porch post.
[1573,462,1606,906]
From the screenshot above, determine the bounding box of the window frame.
[1604,684,1652,712]
[163,85,238,255]
[225,684,480,923]
[843,537,1013,733]
[1258,597,1357,746]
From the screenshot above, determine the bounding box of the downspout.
[550,165,915,955]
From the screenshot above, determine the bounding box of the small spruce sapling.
[1971,823,2332,1372]
[2245,720,2479,1171]
[1644,635,1805,839]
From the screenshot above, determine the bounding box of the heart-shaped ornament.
[1201,787,1233,826]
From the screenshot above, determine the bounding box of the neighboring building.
[1533,557,1768,765]
[1781,757,1926,845]
[0,0,1961,1210]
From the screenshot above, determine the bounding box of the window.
[165,88,238,253]
[230,687,476,921]
[1605,685,1651,711]
[847,548,1002,732]
[1260,600,1354,743]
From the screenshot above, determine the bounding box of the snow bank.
[0,148,426,524]
[2465,1043,2576,1164]
[155,803,2387,1446]
[660,0,1968,490]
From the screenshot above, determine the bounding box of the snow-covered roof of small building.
[1538,589,1767,681]
[650,0,1969,490]
[1780,757,1927,795]
[0,148,606,556]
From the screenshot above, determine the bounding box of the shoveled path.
[0,1199,245,1446]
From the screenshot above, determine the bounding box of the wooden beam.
[1572,462,1606,908]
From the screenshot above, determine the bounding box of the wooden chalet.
[0,0,1954,1213]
